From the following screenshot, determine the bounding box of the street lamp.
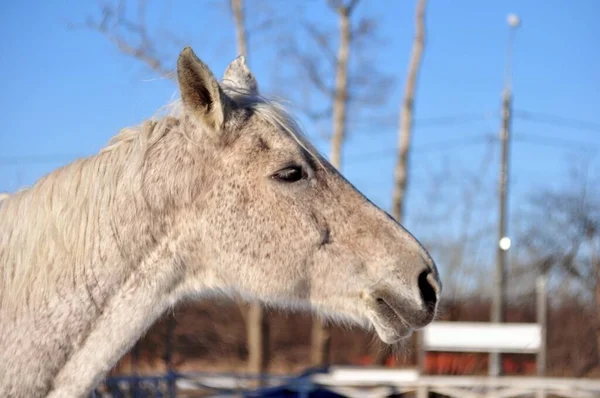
[504,14,521,93]
[507,14,521,28]
[499,237,512,251]
[490,13,520,378]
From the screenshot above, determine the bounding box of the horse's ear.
[177,47,227,132]
[223,55,258,95]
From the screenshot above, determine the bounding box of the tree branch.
[293,53,335,98]
[302,22,337,67]
[83,0,174,79]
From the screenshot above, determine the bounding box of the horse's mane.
[0,90,318,313]
[0,122,163,313]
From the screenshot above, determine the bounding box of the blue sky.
[1,1,599,278]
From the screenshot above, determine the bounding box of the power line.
[514,109,600,134]
[414,110,600,134]
[414,135,495,152]
[0,129,596,168]
[347,134,494,163]
[415,113,494,128]
[513,133,599,151]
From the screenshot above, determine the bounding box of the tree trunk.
[230,0,248,58]
[328,6,351,169]
[595,280,600,374]
[311,1,354,367]
[375,0,427,366]
[247,302,270,384]
[391,0,427,223]
[229,0,269,382]
[593,241,600,373]
[311,318,331,366]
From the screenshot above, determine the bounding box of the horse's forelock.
[225,88,324,167]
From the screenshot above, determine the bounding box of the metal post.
[132,342,140,398]
[536,274,548,398]
[416,330,428,398]
[536,274,547,376]
[490,14,520,378]
[417,330,426,374]
[165,315,176,397]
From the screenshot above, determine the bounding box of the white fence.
[422,322,542,353]
[310,367,600,398]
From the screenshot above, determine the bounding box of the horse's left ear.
[177,47,228,132]
[223,55,258,95]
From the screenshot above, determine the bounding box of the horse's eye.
[273,166,305,183]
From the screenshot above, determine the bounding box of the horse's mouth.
[367,296,414,344]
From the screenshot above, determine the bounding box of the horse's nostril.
[418,270,438,310]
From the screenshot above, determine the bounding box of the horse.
[0,47,441,397]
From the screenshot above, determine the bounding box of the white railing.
[100,368,600,397]
[422,322,542,353]
[310,367,600,398]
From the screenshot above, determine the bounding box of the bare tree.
[522,171,600,375]
[228,0,271,382]
[280,0,387,367]
[391,0,428,222]
[310,0,359,366]
[230,0,248,58]
[271,0,392,366]
[413,141,498,300]
[372,0,428,366]
[79,0,276,79]
[327,0,357,167]
[277,1,392,145]
[81,0,177,78]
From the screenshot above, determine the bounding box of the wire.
[347,134,495,163]
[513,133,599,151]
[514,110,600,134]
[414,135,495,153]
[0,135,496,167]
[414,114,494,128]
[0,128,596,169]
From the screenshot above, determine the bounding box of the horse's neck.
[0,126,209,397]
[45,133,206,396]
[0,147,177,397]
[47,241,183,397]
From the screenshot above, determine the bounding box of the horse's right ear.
[177,47,227,132]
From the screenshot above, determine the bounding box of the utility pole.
[490,13,520,378]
